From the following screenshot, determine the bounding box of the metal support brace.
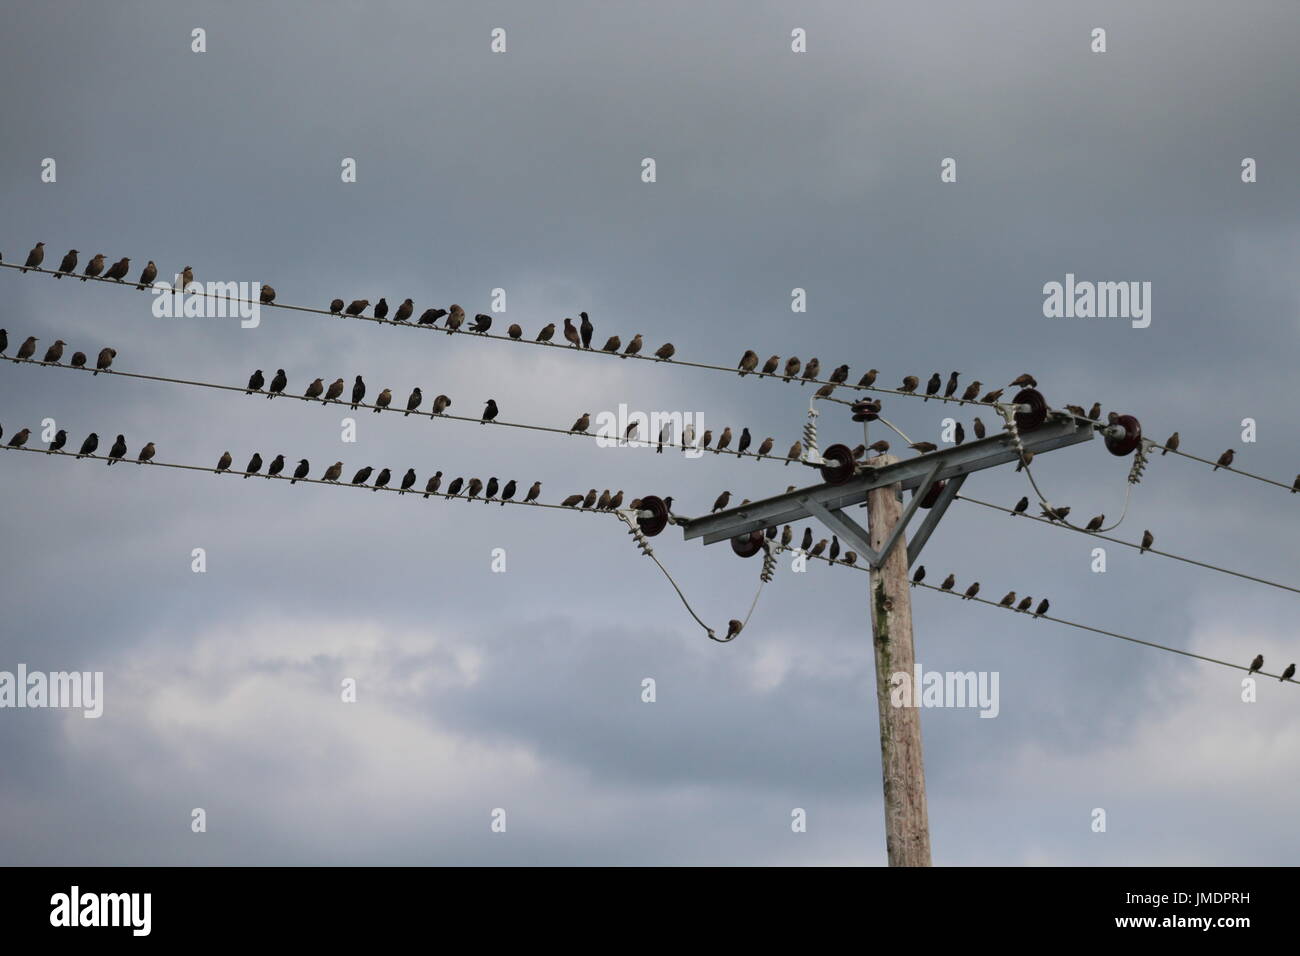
[905,473,965,567]
[803,497,878,566]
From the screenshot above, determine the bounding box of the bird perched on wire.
[322,461,343,483]
[136,441,155,465]
[1013,496,1028,515]
[405,387,422,416]
[980,388,1003,403]
[814,383,836,399]
[657,423,670,453]
[1087,403,1101,421]
[373,298,390,320]
[400,468,417,494]
[481,399,498,423]
[737,350,758,376]
[757,437,773,459]
[1015,451,1035,472]
[900,375,919,393]
[246,369,264,394]
[41,340,66,363]
[345,299,369,316]
[1033,599,1049,618]
[48,429,67,453]
[1040,505,1070,522]
[259,284,276,305]
[0,329,9,355]
[244,452,262,477]
[536,322,556,342]
[562,317,580,347]
[432,394,451,415]
[500,479,517,505]
[446,306,465,333]
[330,299,345,314]
[72,432,98,457]
[711,491,731,513]
[801,358,821,385]
[716,427,732,454]
[351,376,365,409]
[446,477,465,497]
[268,455,286,479]
[858,369,879,387]
[1085,514,1104,532]
[393,299,413,323]
[215,451,232,474]
[508,323,522,340]
[54,249,77,277]
[909,441,938,454]
[21,242,45,272]
[737,428,752,455]
[15,336,38,361]
[579,312,594,349]
[623,334,642,357]
[350,466,373,486]
[524,481,541,504]
[1214,449,1234,471]
[105,434,127,465]
[924,373,941,400]
[940,573,955,591]
[954,422,965,445]
[912,566,926,585]
[829,535,841,562]
[69,351,86,367]
[423,472,443,498]
[581,488,598,509]
[94,347,116,375]
[999,591,1016,607]
[596,488,611,511]
[961,381,981,402]
[103,257,130,282]
[1281,663,1296,683]
[471,313,492,333]
[1065,404,1086,418]
[571,412,590,434]
[1016,595,1033,613]
[136,261,157,289]
[419,308,447,326]
[781,357,801,381]
[304,378,324,402]
[374,468,392,492]
[1162,432,1179,455]
[1009,373,1037,388]
[700,430,712,452]
[1292,475,1300,494]
[655,342,676,361]
[1140,529,1154,554]
[601,335,620,354]
[180,266,194,290]
[374,388,392,413]
[963,582,980,600]
[1248,654,1264,676]
[268,369,287,399]
[800,527,813,551]
[829,364,850,385]
[7,428,32,448]
[868,440,890,454]
[759,355,779,377]
[780,526,793,549]
[560,492,583,507]
[80,254,106,282]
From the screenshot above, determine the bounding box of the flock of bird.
[0,330,117,373]
[911,565,1052,618]
[1248,654,1296,683]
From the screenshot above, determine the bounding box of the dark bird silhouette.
[780,526,793,548]
[1016,596,1033,613]
[432,394,451,415]
[446,477,464,497]
[69,351,86,367]
[330,299,345,314]
[1215,449,1234,471]
[49,429,67,453]
[577,488,596,509]
[419,308,447,325]
[1013,496,1029,515]
[94,348,116,375]
[393,299,413,323]
[830,364,850,385]
[180,266,194,289]
[374,388,392,413]
[909,442,938,454]
[940,573,955,591]
[471,313,492,333]
[246,369,264,394]
[445,306,465,334]
[843,552,858,566]
[304,378,324,401]
[268,369,287,399]
[351,466,373,486]
[268,454,285,478]
[900,375,919,393]
[737,350,758,376]
[1282,664,1296,683]
[563,317,581,347]
[373,468,392,491]
[1140,530,1154,554]
[536,322,556,342]
[405,387,423,416]
[961,381,981,402]
[423,472,443,498]
[711,491,731,513]
[215,451,232,474]
[560,492,583,508]
[868,440,890,454]
[16,336,38,361]
[783,357,801,381]
[351,376,365,409]
[322,461,343,483]
[701,430,713,452]
[801,527,814,551]
[579,311,593,349]
[809,539,827,557]
[0,329,7,355]
[999,591,1016,607]
[7,428,31,448]
[954,422,965,445]
[829,535,840,562]
[1161,432,1180,455]
[785,440,801,465]
[1248,654,1264,676]
[963,582,980,600]
[291,459,309,484]
[345,299,369,316]
[137,441,155,464]
[106,434,127,465]
[757,437,773,458]
[973,417,986,439]
[924,373,941,400]
[21,242,44,272]
[571,413,591,434]
[1009,373,1037,388]
[980,388,1004,403]
[1034,599,1049,618]
[508,323,523,340]
[400,468,417,494]
[801,358,821,385]
[1016,451,1035,472]
[623,334,642,357]
[42,340,66,363]
[738,428,752,455]
[912,565,926,584]
[858,369,879,387]
[654,342,676,361]
[814,383,836,399]
[244,452,262,477]
[260,284,276,304]
[325,378,344,403]
[759,355,780,376]
[484,477,499,502]
[1085,514,1104,532]
[1292,475,1300,494]
[524,481,541,504]
[1087,402,1101,421]
[373,298,389,320]
[481,399,498,423]
[136,261,157,289]
[81,253,105,281]
[500,479,516,505]
[103,257,130,282]
[596,488,611,511]
[55,249,78,277]
[716,427,732,454]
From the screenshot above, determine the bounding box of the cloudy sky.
[1,0,1297,865]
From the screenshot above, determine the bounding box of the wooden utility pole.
[865,454,932,866]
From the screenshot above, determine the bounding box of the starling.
[1013,496,1029,515]
[41,340,66,363]
[1085,514,1104,532]
[260,284,276,304]
[374,388,392,413]
[0,328,9,354]
[345,299,369,316]
[781,526,793,548]
[537,322,556,342]
[814,383,836,399]
[1292,475,1300,494]
[973,417,986,439]
[246,369,264,393]
[571,413,591,434]
[738,428,752,454]
[858,369,879,388]
[419,308,447,325]
[1016,451,1035,472]
[761,355,780,376]
[597,489,612,510]
[869,440,890,453]
[432,394,451,415]
[711,491,731,512]
[829,535,840,562]
[1017,596,1033,612]
[16,337,38,361]
[657,423,669,453]
[809,539,828,557]
[900,375,919,393]
[924,373,941,400]
[980,388,1004,403]
[524,481,541,504]
[940,573,955,591]
[423,472,443,498]
[404,387,422,416]
[801,527,814,551]
[180,266,194,289]
[81,254,105,281]
[268,369,287,399]
[830,364,850,385]
[508,323,523,340]
[716,427,732,454]
[561,492,583,507]
[22,242,47,272]
[322,461,343,483]
[782,357,801,381]
[215,451,232,474]
[481,399,498,423]
[103,257,130,282]
[400,468,417,493]
[799,358,821,386]
[471,313,492,333]
[1065,405,1086,417]
[999,591,1016,607]
[330,299,345,314]
[623,422,639,445]
[7,428,31,448]
[843,552,858,566]
[963,582,980,600]
[757,437,773,458]
[1140,529,1154,554]
[961,381,981,402]
[701,430,713,451]
[909,442,938,454]
[373,468,392,491]
[446,477,464,497]
[737,350,758,375]
[244,452,262,476]
[581,488,598,509]
[1248,654,1264,676]
[954,422,965,445]
[268,454,286,478]
[1162,432,1179,455]
[624,334,643,357]
[351,376,366,409]
[1214,449,1234,471]
[1033,599,1049,618]
[305,378,324,401]
[500,479,517,505]
[393,298,414,323]
[351,466,373,485]
[654,342,676,361]
[912,565,926,584]
[106,434,127,465]
[95,347,118,375]
[137,261,157,289]
[1009,373,1037,388]
[579,312,594,349]
[1087,402,1101,421]
[485,477,499,501]
[1282,664,1296,683]
[55,249,78,277]
[70,351,86,367]
[563,317,581,347]
[49,429,67,453]
[373,298,390,320]
[725,619,744,640]
[1040,505,1070,522]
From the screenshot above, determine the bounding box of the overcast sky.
[1,0,1297,865]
